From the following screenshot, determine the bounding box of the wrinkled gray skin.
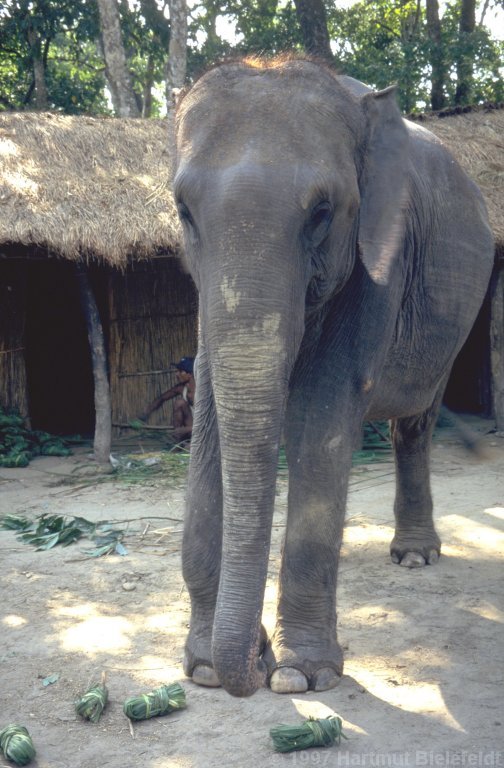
[174,59,494,698]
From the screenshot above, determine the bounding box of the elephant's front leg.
[182,348,223,687]
[266,431,354,693]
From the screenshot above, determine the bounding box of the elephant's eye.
[304,201,333,248]
[177,202,194,227]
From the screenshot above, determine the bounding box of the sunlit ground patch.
[438,514,504,557]
[344,661,465,732]
[484,506,504,521]
[3,614,27,628]
[51,603,133,653]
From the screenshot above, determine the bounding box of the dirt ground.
[0,418,503,768]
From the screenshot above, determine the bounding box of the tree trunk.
[455,0,476,105]
[166,0,188,111]
[97,0,140,117]
[426,0,446,110]
[26,25,49,109]
[142,54,155,117]
[205,0,221,50]
[76,264,112,468]
[293,0,334,62]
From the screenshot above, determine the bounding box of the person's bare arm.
[139,383,183,421]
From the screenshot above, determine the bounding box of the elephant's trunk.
[205,279,302,696]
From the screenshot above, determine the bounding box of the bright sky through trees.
[210,0,504,44]
[1,0,502,114]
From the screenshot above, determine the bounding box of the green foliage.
[123,683,187,720]
[187,1,234,78]
[0,512,128,556]
[0,12,33,109]
[75,682,109,723]
[45,34,110,115]
[17,514,89,549]
[0,407,72,467]
[328,0,503,111]
[118,1,170,116]
[0,0,104,112]
[440,3,504,105]
[114,451,191,485]
[328,0,427,111]
[188,0,504,109]
[0,0,502,115]
[270,715,347,753]
[228,0,302,55]
[186,1,302,77]
[0,724,36,767]
[352,422,392,465]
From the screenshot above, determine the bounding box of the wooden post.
[490,258,504,432]
[76,263,112,467]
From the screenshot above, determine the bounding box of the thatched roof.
[0,112,181,264]
[0,107,502,265]
[410,106,504,247]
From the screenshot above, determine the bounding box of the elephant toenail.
[192,664,220,687]
[427,549,440,564]
[400,552,426,568]
[312,667,341,691]
[270,668,309,694]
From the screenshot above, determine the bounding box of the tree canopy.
[0,0,503,115]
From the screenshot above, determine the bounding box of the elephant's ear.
[358,86,409,285]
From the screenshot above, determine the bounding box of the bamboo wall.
[108,257,198,433]
[0,260,29,419]
[0,249,501,438]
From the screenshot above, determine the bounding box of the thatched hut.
[417,106,504,428]
[0,112,197,451]
[1,104,503,447]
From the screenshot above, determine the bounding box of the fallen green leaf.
[0,515,32,531]
[42,673,59,686]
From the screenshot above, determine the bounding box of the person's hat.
[171,356,194,374]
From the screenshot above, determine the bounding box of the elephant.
[173,57,494,698]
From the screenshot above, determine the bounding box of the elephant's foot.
[183,619,220,687]
[191,663,220,687]
[183,652,220,688]
[264,631,343,694]
[270,665,341,693]
[390,529,441,568]
[183,623,269,689]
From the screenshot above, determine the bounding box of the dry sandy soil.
[0,418,503,768]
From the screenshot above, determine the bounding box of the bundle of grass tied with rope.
[75,673,109,723]
[123,683,186,721]
[0,724,36,766]
[270,714,347,753]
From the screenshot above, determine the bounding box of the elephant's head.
[174,58,408,696]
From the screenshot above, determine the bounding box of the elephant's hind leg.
[390,386,445,567]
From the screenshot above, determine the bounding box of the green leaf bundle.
[0,724,36,766]
[0,512,127,559]
[0,413,24,429]
[0,406,72,467]
[0,515,32,531]
[19,514,84,550]
[270,715,347,753]
[123,683,186,721]
[75,681,109,723]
